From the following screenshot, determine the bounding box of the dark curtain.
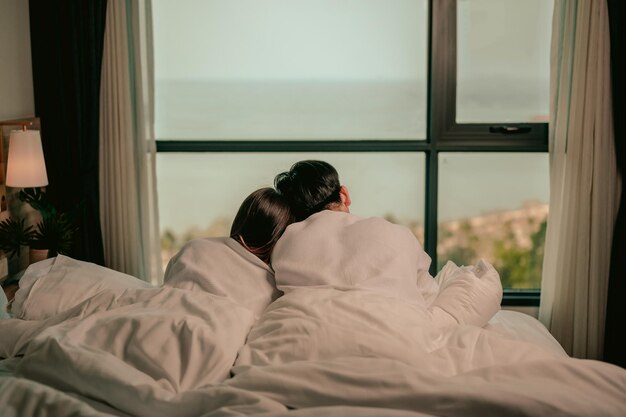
[28,0,107,264]
[605,0,626,368]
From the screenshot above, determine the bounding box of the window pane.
[158,153,425,266]
[438,153,549,289]
[153,0,428,140]
[456,0,552,123]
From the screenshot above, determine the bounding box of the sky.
[153,0,428,81]
[153,0,552,82]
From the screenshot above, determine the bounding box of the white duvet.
[0,287,276,417]
[1,212,625,416]
[228,212,626,416]
[271,211,504,329]
[227,279,625,416]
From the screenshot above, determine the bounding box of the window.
[438,153,549,289]
[153,0,553,305]
[456,0,551,123]
[154,0,428,140]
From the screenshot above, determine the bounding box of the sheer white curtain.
[540,0,620,359]
[99,0,162,284]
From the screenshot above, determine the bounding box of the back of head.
[274,160,341,221]
[230,188,295,264]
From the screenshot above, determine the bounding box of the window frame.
[428,0,548,306]
[155,0,548,306]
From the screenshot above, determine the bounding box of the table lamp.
[6,128,48,188]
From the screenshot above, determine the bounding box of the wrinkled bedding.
[0,287,266,417]
[163,237,282,318]
[234,286,561,372]
[3,286,622,417]
[1,212,625,416]
[228,263,624,416]
[229,286,625,416]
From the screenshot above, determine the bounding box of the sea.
[154,79,550,240]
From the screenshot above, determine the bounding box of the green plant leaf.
[19,188,57,220]
[0,218,34,258]
[31,214,78,256]
[16,189,81,257]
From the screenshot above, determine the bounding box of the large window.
[153,0,553,305]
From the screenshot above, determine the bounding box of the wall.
[0,0,34,120]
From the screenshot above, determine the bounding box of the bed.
[1,218,625,417]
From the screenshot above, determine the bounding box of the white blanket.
[272,211,439,305]
[228,356,626,416]
[272,211,503,327]
[0,287,272,417]
[2,288,625,416]
[228,211,626,416]
[230,286,626,416]
[234,286,561,373]
[163,237,281,317]
[2,210,625,416]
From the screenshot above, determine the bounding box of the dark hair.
[274,160,341,221]
[230,188,295,264]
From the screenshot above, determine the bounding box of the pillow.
[12,255,152,320]
[486,310,568,357]
[272,211,439,305]
[163,237,281,317]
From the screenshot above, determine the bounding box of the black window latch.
[489,126,532,134]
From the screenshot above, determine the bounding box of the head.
[274,160,351,221]
[230,187,295,264]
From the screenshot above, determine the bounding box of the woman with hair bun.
[274,160,351,222]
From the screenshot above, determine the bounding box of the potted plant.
[29,213,78,259]
[0,217,33,273]
[19,188,79,261]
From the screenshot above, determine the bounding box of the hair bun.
[274,171,293,194]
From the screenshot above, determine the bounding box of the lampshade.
[6,129,49,187]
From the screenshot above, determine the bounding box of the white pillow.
[486,310,568,357]
[12,255,152,320]
[163,237,281,317]
[272,211,439,305]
